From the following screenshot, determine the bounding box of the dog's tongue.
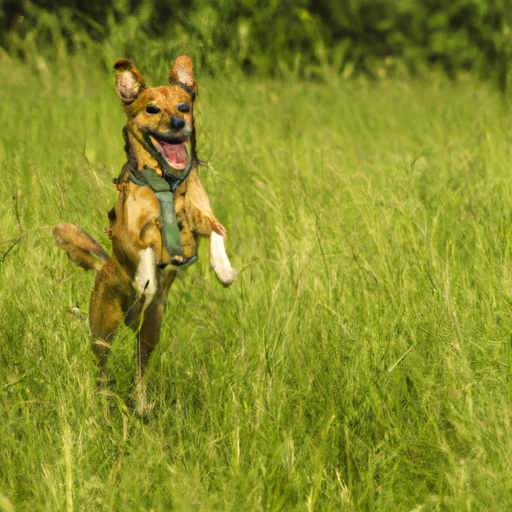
[160,141,188,170]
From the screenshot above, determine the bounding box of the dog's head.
[113,56,198,176]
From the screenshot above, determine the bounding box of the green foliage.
[0,0,322,79]
[308,0,512,88]
[2,50,512,510]
[2,0,512,89]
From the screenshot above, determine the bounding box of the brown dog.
[53,56,236,391]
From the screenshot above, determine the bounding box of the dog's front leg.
[133,224,176,373]
[210,231,237,286]
[124,219,164,326]
[124,247,158,326]
[137,276,175,378]
[178,169,237,286]
[134,270,176,415]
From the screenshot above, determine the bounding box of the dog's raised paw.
[209,231,237,287]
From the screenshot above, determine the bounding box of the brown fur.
[53,56,236,389]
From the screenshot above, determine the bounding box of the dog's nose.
[171,117,185,129]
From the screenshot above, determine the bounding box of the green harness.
[121,128,196,266]
[129,167,193,266]
[114,106,199,264]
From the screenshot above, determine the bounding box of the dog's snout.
[171,117,185,130]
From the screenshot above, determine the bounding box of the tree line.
[1,0,511,91]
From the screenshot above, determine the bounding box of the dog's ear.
[169,56,198,98]
[113,58,147,105]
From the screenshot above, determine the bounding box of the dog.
[53,56,236,392]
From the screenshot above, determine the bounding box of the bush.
[1,0,512,90]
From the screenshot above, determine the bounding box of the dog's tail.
[52,223,109,271]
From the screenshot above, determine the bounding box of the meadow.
[1,48,512,511]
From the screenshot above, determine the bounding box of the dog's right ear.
[169,56,198,98]
[113,58,147,106]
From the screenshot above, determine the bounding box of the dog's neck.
[123,126,161,174]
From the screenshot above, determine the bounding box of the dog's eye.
[177,103,190,113]
[146,105,161,114]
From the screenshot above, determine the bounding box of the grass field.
[2,48,512,511]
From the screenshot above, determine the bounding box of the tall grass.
[1,48,512,511]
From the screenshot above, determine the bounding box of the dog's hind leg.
[89,260,134,380]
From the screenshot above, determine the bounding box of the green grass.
[2,49,512,511]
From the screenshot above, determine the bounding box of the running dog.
[53,56,236,389]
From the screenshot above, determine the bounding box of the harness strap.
[124,167,195,266]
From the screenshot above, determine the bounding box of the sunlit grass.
[1,50,512,511]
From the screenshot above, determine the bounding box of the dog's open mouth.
[151,136,190,172]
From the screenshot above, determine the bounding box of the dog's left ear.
[169,56,198,98]
[113,58,147,106]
